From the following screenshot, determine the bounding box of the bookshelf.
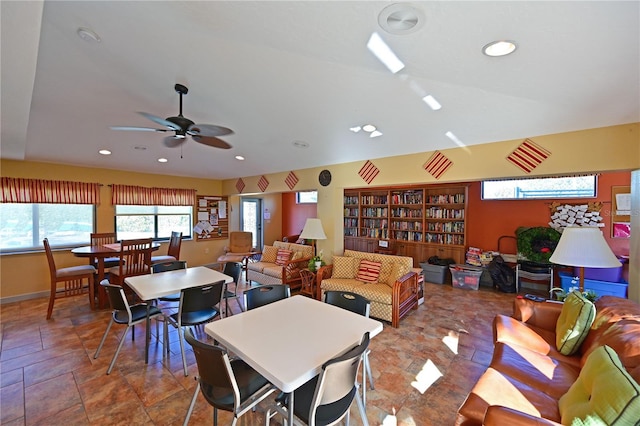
[344,185,468,265]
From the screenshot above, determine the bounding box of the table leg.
[96,257,108,309]
[288,391,294,425]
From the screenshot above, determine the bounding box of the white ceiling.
[2,1,639,180]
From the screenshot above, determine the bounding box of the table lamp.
[299,218,327,257]
[549,226,621,292]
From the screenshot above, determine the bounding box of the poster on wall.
[613,222,631,239]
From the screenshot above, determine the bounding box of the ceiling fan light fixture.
[350,126,362,133]
[483,40,517,57]
[362,124,377,132]
[370,130,383,138]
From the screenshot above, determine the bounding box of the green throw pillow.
[558,345,640,425]
[556,290,596,355]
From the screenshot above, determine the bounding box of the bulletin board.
[611,186,631,239]
[194,195,229,241]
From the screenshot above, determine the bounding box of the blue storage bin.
[558,272,628,298]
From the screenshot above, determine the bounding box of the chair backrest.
[118,238,153,277]
[228,231,253,253]
[324,291,371,318]
[90,232,116,246]
[100,279,130,313]
[184,328,240,411]
[308,332,370,424]
[243,285,290,311]
[166,231,182,259]
[222,262,242,284]
[179,280,225,318]
[43,238,57,280]
[151,260,187,273]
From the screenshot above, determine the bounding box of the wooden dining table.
[71,242,160,308]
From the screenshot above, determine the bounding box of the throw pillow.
[260,245,279,263]
[275,249,293,266]
[332,256,358,279]
[556,290,596,356]
[558,345,640,425]
[386,262,408,287]
[356,260,382,283]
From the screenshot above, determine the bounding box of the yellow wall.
[0,160,226,300]
[2,123,639,302]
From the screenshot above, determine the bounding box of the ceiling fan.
[110,84,233,149]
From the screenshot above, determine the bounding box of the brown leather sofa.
[456,296,640,425]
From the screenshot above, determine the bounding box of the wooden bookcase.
[343,184,468,265]
[195,195,229,241]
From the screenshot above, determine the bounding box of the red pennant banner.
[285,171,299,190]
[423,151,452,180]
[235,178,245,193]
[507,139,551,173]
[358,160,379,184]
[257,175,269,192]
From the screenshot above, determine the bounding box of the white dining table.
[125,266,233,363]
[204,295,383,425]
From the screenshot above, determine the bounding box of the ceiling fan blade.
[138,112,182,131]
[192,135,232,149]
[163,136,186,148]
[110,126,169,132]
[188,124,234,137]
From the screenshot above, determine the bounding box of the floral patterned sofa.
[318,250,419,328]
[246,241,313,290]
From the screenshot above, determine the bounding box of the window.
[482,175,597,200]
[115,205,192,241]
[296,191,318,204]
[0,203,94,251]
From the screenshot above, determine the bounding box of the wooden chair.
[44,238,96,319]
[151,231,182,264]
[108,238,153,300]
[90,232,120,269]
[298,268,317,299]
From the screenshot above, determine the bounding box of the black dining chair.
[324,290,375,406]
[183,328,277,426]
[93,280,164,375]
[221,261,242,315]
[164,280,225,376]
[243,284,290,311]
[266,332,370,426]
[151,260,187,304]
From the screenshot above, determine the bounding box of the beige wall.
[2,123,639,302]
[0,160,226,301]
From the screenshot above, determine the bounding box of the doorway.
[241,198,262,250]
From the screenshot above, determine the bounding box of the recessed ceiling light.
[292,140,309,148]
[98,149,111,155]
[362,124,377,132]
[422,95,442,111]
[158,158,168,163]
[235,155,245,161]
[134,146,147,151]
[370,130,383,138]
[77,27,101,43]
[482,40,517,57]
[367,32,405,74]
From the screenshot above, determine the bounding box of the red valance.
[111,184,196,206]
[1,177,101,204]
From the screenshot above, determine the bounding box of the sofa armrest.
[513,298,564,332]
[391,271,418,328]
[317,264,333,282]
[483,406,562,426]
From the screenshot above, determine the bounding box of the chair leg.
[178,325,188,376]
[46,285,56,320]
[354,389,370,426]
[213,407,218,426]
[107,325,131,375]
[183,381,200,426]
[94,318,114,358]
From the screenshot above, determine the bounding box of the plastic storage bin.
[420,263,451,284]
[558,272,628,298]
[450,264,483,290]
[574,258,625,282]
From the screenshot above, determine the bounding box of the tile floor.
[1,278,517,425]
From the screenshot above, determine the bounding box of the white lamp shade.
[549,227,621,268]
[299,218,327,240]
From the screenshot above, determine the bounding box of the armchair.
[217,231,255,280]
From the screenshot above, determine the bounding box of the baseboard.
[1,290,48,305]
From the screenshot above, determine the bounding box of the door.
[241,198,262,250]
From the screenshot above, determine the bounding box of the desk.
[72,242,160,308]
[205,295,382,425]
[124,266,233,363]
